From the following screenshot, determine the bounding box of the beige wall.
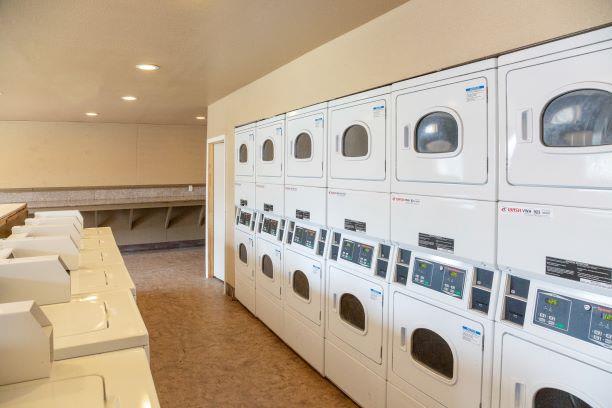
[207,0,612,287]
[0,121,206,188]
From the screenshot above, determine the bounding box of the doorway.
[206,135,226,282]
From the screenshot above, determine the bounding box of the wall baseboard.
[119,239,204,253]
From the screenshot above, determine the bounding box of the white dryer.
[498,26,612,210]
[492,272,611,408]
[285,102,328,188]
[328,188,390,241]
[283,219,329,374]
[387,248,500,408]
[256,114,285,185]
[328,86,391,193]
[234,122,256,183]
[234,181,255,210]
[325,230,394,408]
[255,182,284,217]
[391,59,497,201]
[255,212,287,339]
[234,205,258,315]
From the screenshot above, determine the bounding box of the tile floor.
[123,247,356,407]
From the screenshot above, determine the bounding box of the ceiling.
[0,0,406,125]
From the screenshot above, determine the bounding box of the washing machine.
[283,219,329,374]
[234,122,257,183]
[285,102,328,188]
[325,229,394,408]
[234,204,258,315]
[255,211,287,339]
[391,59,497,201]
[256,114,285,185]
[492,271,611,408]
[498,26,612,210]
[328,86,391,193]
[387,247,501,408]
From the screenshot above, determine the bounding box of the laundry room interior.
[1,1,611,407]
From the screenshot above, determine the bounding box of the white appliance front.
[284,185,326,226]
[391,193,496,266]
[234,123,256,183]
[497,202,612,291]
[234,182,255,210]
[255,183,284,217]
[285,102,327,187]
[392,59,497,200]
[255,236,284,338]
[499,27,612,209]
[328,86,390,192]
[255,115,285,184]
[327,189,390,241]
[493,272,611,408]
[234,228,256,315]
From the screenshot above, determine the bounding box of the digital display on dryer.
[293,226,316,249]
[340,239,374,268]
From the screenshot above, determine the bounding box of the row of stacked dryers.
[0,210,160,407]
[233,27,611,408]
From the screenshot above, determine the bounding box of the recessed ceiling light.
[122,95,137,101]
[85,112,99,117]
[195,116,206,120]
[136,64,160,71]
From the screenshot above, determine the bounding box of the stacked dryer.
[493,27,611,407]
[387,60,501,408]
[254,114,288,340]
[325,87,395,408]
[282,103,329,374]
[234,122,259,315]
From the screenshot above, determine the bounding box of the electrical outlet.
[188,185,193,192]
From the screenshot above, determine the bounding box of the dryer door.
[256,238,282,299]
[286,112,325,182]
[391,292,484,408]
[395,78,489,185]
[284,249,323,326]
[499,334,608,408]
[235,130,255,180]
[256,122,284,180]
[235,229,255,282]
[505,48,612,197]
[329,99,387,182]
[327,265,384,364]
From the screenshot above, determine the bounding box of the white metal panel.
[234,182,255,209]
[327,265,384,364]
[284,249,323,326]
[285,103,327,187]
[328,87,390,192]
[255,115,285,184]
[391,194,496,266]
[327,189,390,241]
[499,28,612,209]
[391,291,485,408]
[284,185,326,225]
[255,183,284,216]
[234,123,256,182]
[255,237,282,300]
[392,60,497,200]
[497,202,612,290]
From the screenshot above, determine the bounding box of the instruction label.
[275,127,283,136]
[263,203,274,212]
[419,233,454,253]
[370,288,383,301]
[466,84,486,102]
[546,257,612,289]
[240,199,248,207]
[296,209,310,220]
[314,117,324,128]
[462,326,482,345]
[373,104,385,118]
[345,218,366,233]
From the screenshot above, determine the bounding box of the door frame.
[205,135,226,282]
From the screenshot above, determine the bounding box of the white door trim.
[205,135,226,285]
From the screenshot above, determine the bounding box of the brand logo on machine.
[500,206,552,217]
[328,190,347,197]
[392,195,420,205]
[256,184,265,189]
[285,186,297,191]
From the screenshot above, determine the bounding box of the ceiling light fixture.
[136,64,160,71]
[85,112,99,117]
[195,116,206,120]
[122,95,137,101]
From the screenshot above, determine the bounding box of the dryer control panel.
[533,290,612,349]
[329,231,392,279]
[412,257,466,299]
